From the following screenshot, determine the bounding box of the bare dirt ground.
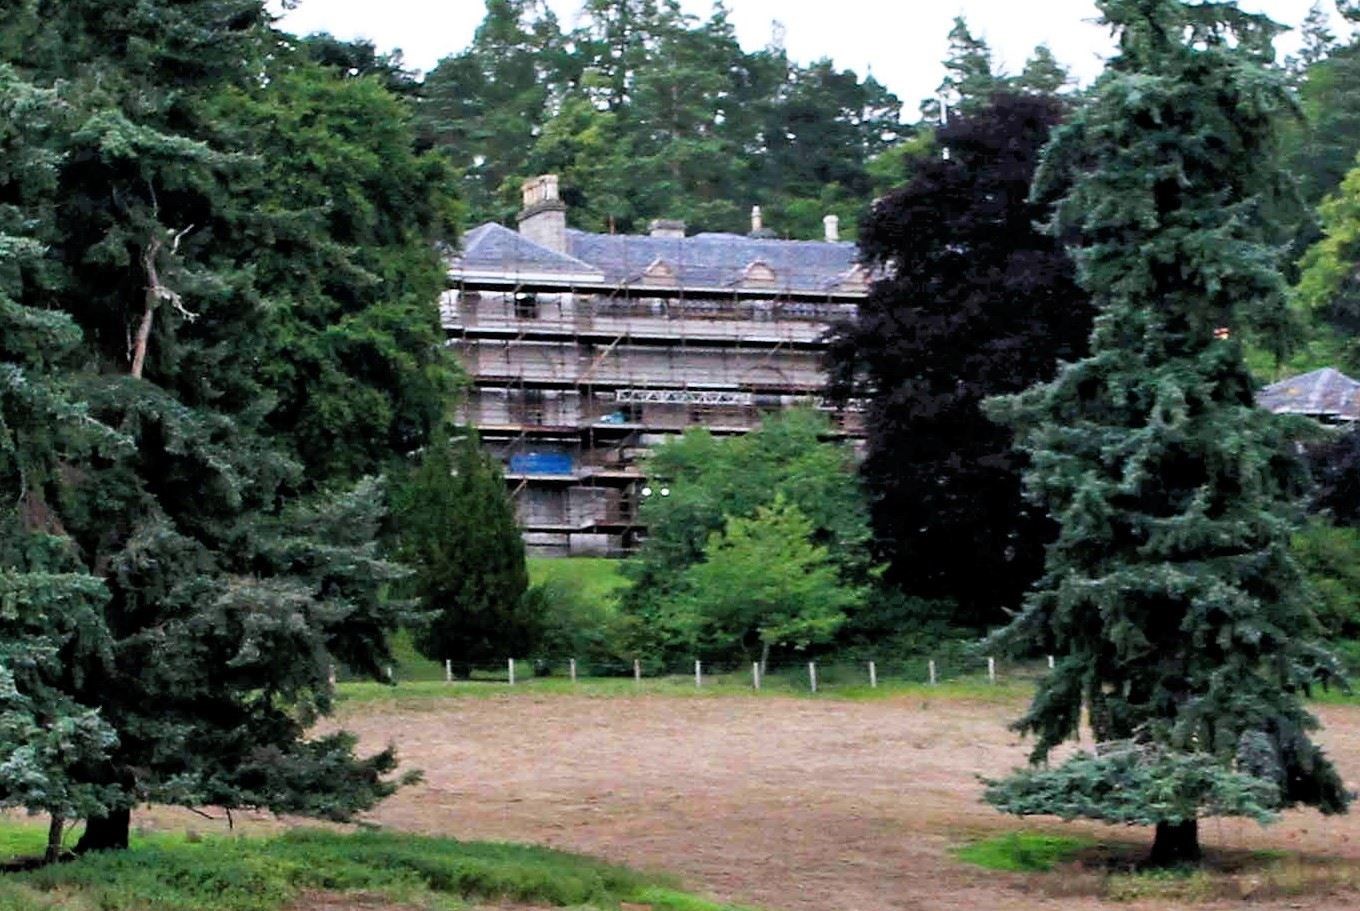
[157,691,1360,911]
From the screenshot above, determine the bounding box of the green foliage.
[1289,37,1360,208]
[1292,519,1360,639]
[620,410,872,661]
[985,745,1282,828]
[953,831,1091,872]
[1295,154,1360,360]
[206,48,461,481]
[394,431,536,668]
[985,0,1351,851]
[422,0,901,236]
[0,0,457,848]
[526,559,628,668]
[0,825,749,911]
[657,497,864,660]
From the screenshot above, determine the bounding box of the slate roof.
[1257,367,1360,421]
[455,223,601,276]
[565,229,861,292]
[451,221,863,293]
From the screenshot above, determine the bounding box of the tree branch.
[130,227,198,378]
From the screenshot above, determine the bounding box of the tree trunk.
[759,640,770,678]
[45,814,64,863]
[1148,819,1200,867]
[74,808,131,854]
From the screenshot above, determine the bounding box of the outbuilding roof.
[1257,367,1360,422]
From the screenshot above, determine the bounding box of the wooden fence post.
[987,656,997,684]
[508,657,516,686]
[752,662,761,690]
[634,658,641,684]
[328,664,336,687]
[1047,654,1055,670]
[385,665,393,682]
[928,659,937,686]
[444,659,452,684]
[808,661,818,694]
[868,660,877,688]
[695,659,702,688]
[569,658,577,683]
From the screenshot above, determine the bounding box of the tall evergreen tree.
[1288,16,1360,207]
[0,65,121,861]
[394,432,536,672]
[983,0,1349,866]
[827,91,1090,631]
[922,17,1005,121]
[1015,45,1073,96]
[0,0,452,852]
[418,0,568,224]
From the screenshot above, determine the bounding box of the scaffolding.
[446,235,867,556]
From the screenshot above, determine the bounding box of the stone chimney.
[518,174,567,253]
[823,214,840,243]
[648,218,686,239]
[750,205,764,234]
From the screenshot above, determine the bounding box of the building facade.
[444,175,868,556]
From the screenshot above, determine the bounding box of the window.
[514,292,539,319]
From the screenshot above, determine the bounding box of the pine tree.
[0,65,122,861]
[983,0,1350,866]
[1293,2,1337,73]
[1015,45,1072,96]
[418,0,568,224]
[1287,11,1360,206]
[922,17,1005,121]
[393,432,536,672]
[0,0,448,853]
[827,92,1090,631]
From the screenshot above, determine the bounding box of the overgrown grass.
[954,831,1092,872]
[0,824,752,911]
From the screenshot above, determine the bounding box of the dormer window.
[642,258,678,285]
[743,260,777,286]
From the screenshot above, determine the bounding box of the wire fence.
[336,651,1054,694]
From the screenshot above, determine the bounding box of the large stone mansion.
[443,175,868,555]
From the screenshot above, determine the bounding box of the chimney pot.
[518,173,568,253]
[648,218,686,239]
[823,214,840,243]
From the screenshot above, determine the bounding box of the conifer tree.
[0,0,451,853]
[0,65,122,861]
[984,0,1350,866]
[923,17,1005,120]
[1016,45,1072,96]
[394,432,536,672]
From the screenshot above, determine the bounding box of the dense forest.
[408,1,1077,239]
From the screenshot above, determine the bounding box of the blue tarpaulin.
[509,452,575,475]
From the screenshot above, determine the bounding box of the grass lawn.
[334,671,1034,707]
[0,823,750,911]
[527,556,627,605]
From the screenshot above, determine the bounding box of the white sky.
[272,0,1349,109]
